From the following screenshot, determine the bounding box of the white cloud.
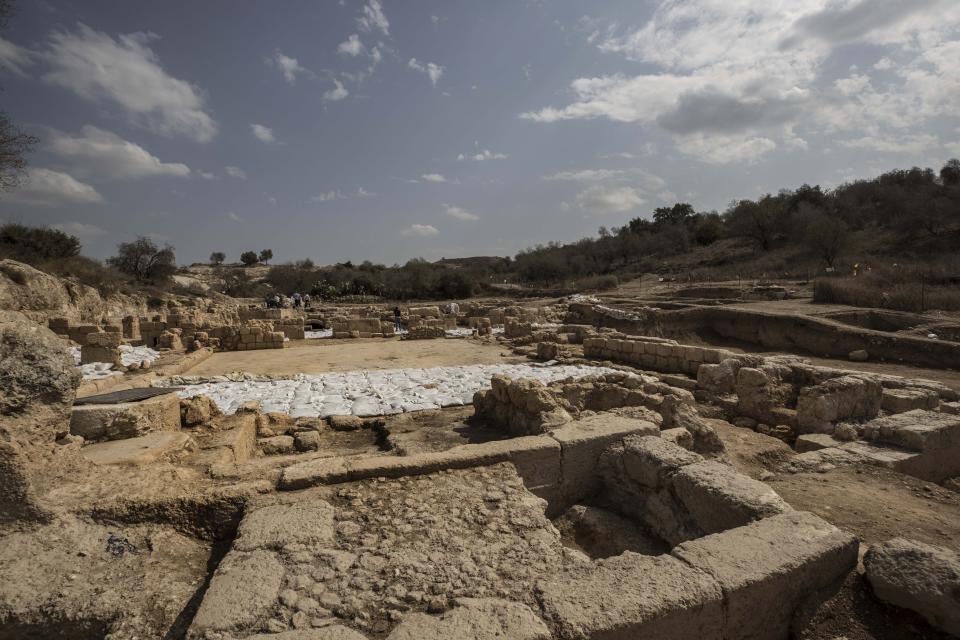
[544,167,670,196]
[574,185,645,214]
[401,224,439,237]
[6,168,104,206]
[408,58,444,86]
[338,34,365,56]
[443,204,479,221]
[873,57,893,70]
[358,0,390,35]
[356,187,376,197]
[0,36,33,75]
[227,211,243,222]
[251,123,276,143]
[268,50,306,83]
[225,166,247,179]
[43,24,217,142]
[521,0,960,164]
[323,79,349,102]
[841,133,941,154]
[546,168,631,182]
[421,173,447,182]
[47,125,190,179]
[674,134,777,164]
[457,149,508,161]
[52,221,107,240]
[431,15,441,25]
[310,190,346,203]
[198,171,216,180]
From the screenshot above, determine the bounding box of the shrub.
[0,223,81,263]
[814,275,960,312]
[240,251,259,266]
[574,274,619,291]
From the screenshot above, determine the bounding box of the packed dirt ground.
[188,336,520,377]
[2,260,960,639]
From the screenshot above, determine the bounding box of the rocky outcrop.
[865,538,960,636]
[0,259,145,324]
[0,310,83,523]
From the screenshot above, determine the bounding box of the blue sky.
[0,0,958,265]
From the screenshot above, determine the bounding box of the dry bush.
[573,274,619,291]
[814,272,960,312]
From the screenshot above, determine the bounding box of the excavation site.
[2,266,960,640]
[2,1,960,638]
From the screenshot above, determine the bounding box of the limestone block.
[536,552,724,640]
[670,460,792,536]
[862,409,960,452]
[865,538,960,636]
[294,429,322,451]
[795,433,843,453]
[696,359,741,394]
[196,415,256,464]
[180,395,222,427]
[81,431,194,466]
[259,435,295,455]
[188,550,284,636]
[797,374,882,434]
[881,388,940,414]
[660,427,694,450]
[80,344,120,365]
[87,331,121,347]
[673,511,858,640]
[605,435,702,492]
[941,401,960,415]
[70,393,181,442]
[550,414,658,507]
[234,500,336,551]
[387,598,550,640]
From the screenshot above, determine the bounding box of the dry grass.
[814,266,960,312]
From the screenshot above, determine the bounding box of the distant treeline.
[2,160,958,300]
[511,159,960,283]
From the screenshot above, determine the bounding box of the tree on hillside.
[0,2,38,192]
[209,251,226,265]
[240,251,259,266]
[0,223,81,261]
[259,249,273,264]
[726,197,780,251]
[941,159,960,187]
[803,211,849,268]
[653,203,695,228]
[107,237,176,283]
[693,213,723,246]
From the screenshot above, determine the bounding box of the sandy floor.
[186,337,523,377]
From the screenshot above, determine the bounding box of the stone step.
[81,432,194,466]
[863,409,960,452]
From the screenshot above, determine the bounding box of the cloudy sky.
[0,0,958,265]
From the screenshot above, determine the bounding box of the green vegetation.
[1,161,957,306]
[106,237,177,284]
[0,223,80,261]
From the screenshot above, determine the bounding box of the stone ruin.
[3,295,960,639]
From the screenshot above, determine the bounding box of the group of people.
[265,292,312,309]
